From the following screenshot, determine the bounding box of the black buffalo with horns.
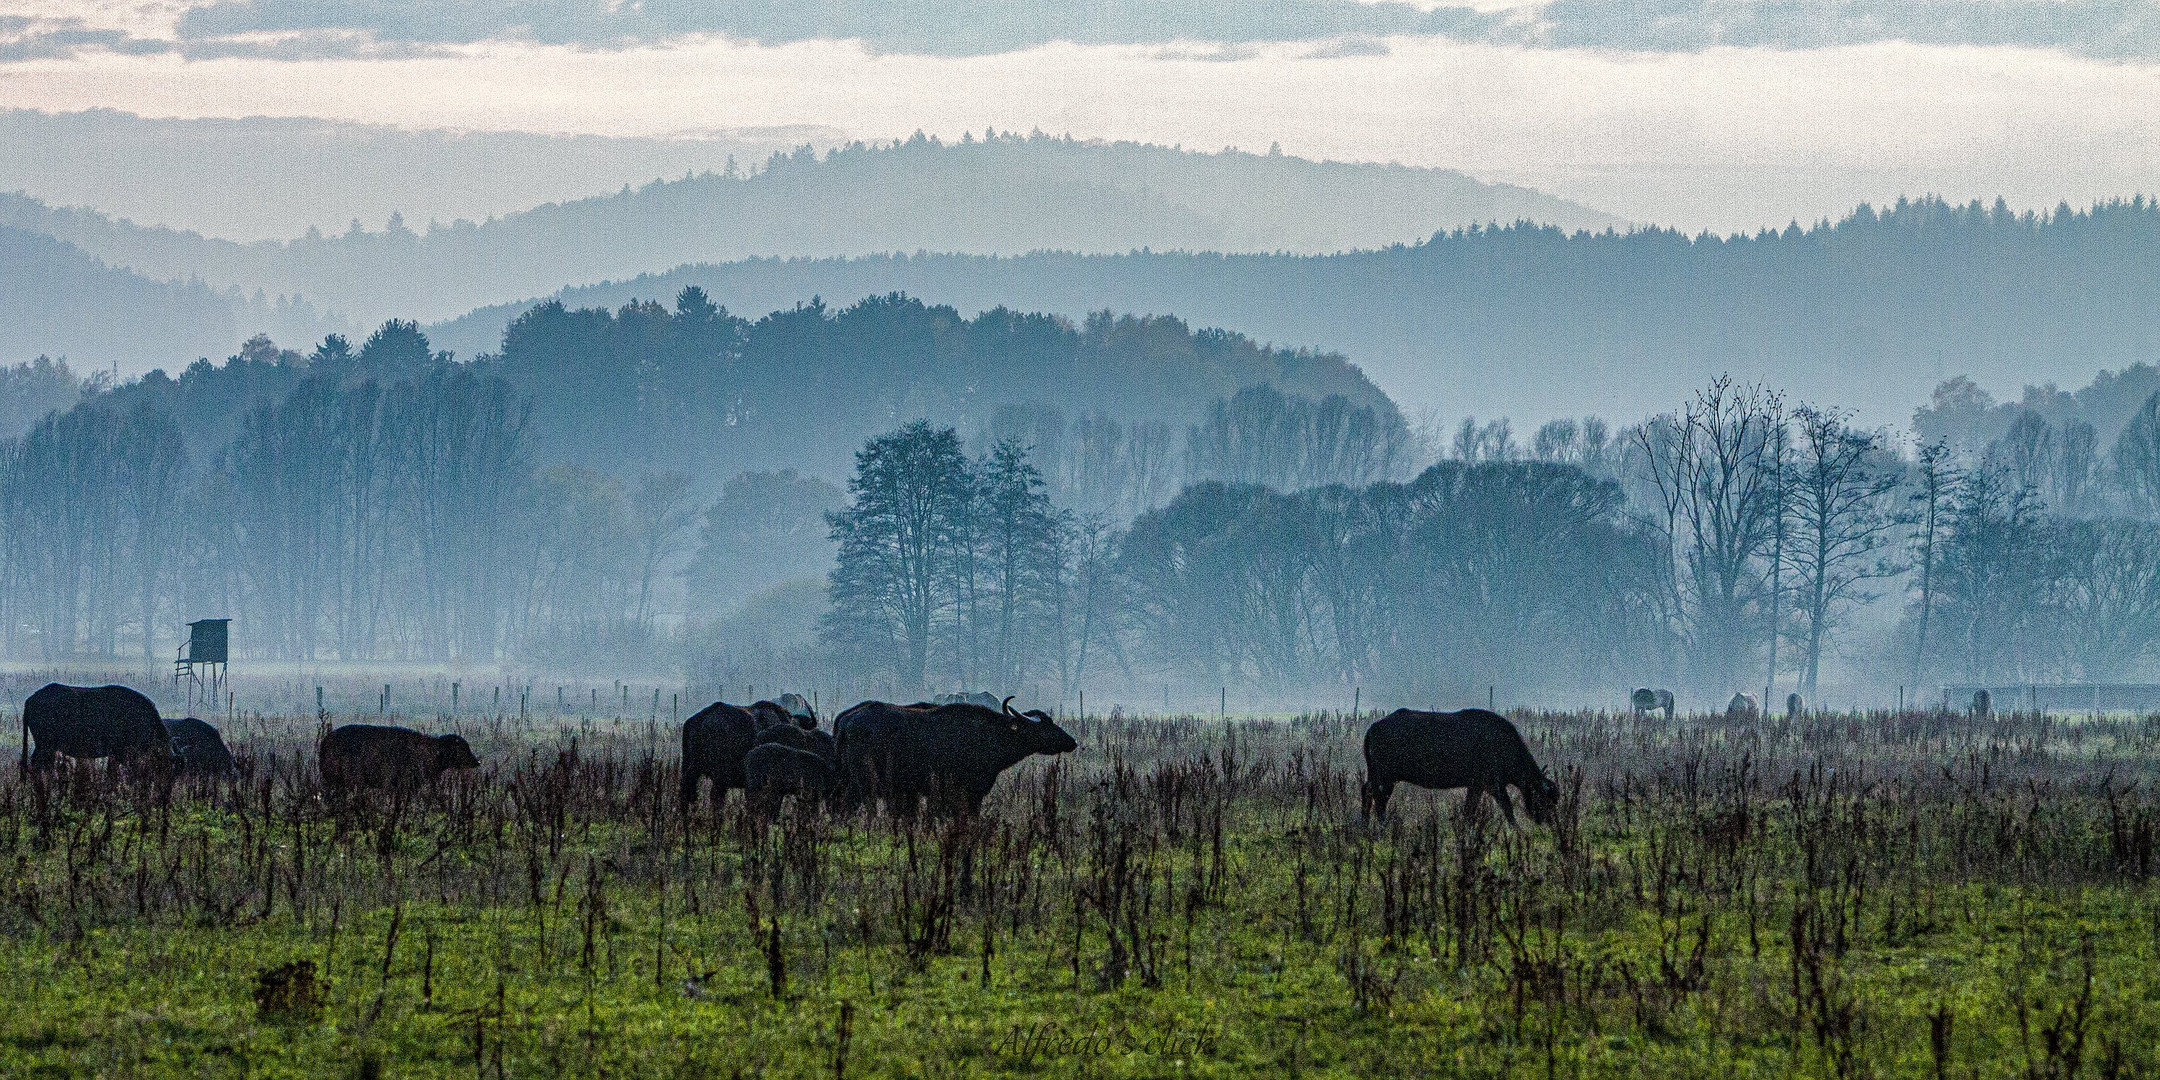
[1361,708,1559,825]
[834,696,1078,815]
[22,683,171,771]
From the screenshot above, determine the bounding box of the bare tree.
[975,439,1064,690]
[1907,439,1959,683]
[2055,418,2098,513]
[1762,413,1789,702]
[116,404,185,669]
[2111,390,2160,518]
[1784,406,1905,692]
[630,470,697,631]
[1634,377,1785,689]
[2047,518,2160,679]
[824,422,974,690]
[1056,511,1126,698]
[2000,410,2054,497]
[1625,413,1689,677]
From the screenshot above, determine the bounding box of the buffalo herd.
[681,694,1078,818]
[17,681,1585,829]
[20,683,241,778]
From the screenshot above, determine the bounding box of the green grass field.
[2,708,2155,1078]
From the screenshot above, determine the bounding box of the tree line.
[16,302,2160,696]
[819,376,2160,702]
[0,308,1405,671]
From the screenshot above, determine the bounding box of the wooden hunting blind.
[176,618,229,710]
[185,619,228,663]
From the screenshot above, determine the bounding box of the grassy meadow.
[0,703,2155,1078]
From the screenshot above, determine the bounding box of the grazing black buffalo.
[1361,708,1559,825]
[318,724,479,793]
[748,699,810,732]
[834,697,1078,815]
[164,717,237,776]
[680,701,758,808]
[1630,687,1676,719]
[744,742,832,816]
[22,683,171,771]
[754,722,836,762]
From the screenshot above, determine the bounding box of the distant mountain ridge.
[0,130,1618,328]
[0,109,839,244]
[426,197,2160,430]
[0,226,332,371]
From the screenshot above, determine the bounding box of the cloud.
[160,0,1513,57]
[0,15,171,61]
[10,0,2107,63]
[1301,34,1392,58]
[4,0,2159,62]
[1529,0,2160,61]
[4,34,2155,235]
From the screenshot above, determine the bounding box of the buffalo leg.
[1362,777,1395,822]
[1489,786,1518,825]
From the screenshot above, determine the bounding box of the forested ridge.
[14,185,2160,436]
[433,195,2160,427]
[0,226,330,370]
[81,290,1395,479]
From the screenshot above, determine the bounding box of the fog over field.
[5,7,2160,1073]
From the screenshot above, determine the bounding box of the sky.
[2,1,2158,233]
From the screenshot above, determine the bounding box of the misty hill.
[0,129,1617,327]
[0,226,245,370]
[430,197,2160,429]
[0,109,839,244]
[0,226,339,372]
